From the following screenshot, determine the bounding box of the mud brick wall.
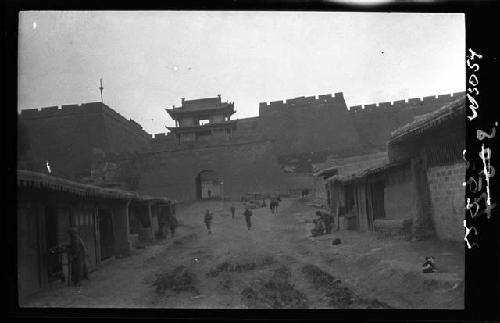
[373,218,413,239]
[312,176,327,205]
[427,162,465,241]
[383,166,418,222]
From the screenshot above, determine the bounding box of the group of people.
[204,204,254,235]
[269,196,281,214]
[311,210,334,237]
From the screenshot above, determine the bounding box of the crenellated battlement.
[150,132,177,150]
[258,90,465,119]
[19,102,150,138]
[259,92,346,116]
[257,91,464,117]
[347,91,465,114]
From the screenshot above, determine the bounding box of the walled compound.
[17,90,466,302]
[17,91,464,202]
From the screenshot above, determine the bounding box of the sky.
[18,11,465,134]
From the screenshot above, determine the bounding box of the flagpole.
[99,78,104,103]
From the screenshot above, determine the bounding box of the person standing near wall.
[230,204,236,219]
[316,210,333,234]
[67,227,89,287]
[204,209,213,235]
[168,213,178,237]
[243,207,253,230]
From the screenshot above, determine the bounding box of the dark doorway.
[45,206,63,283]
[195,170,221,200]
[195,174,202,200]
[371,181,386,220]
[344,184,355,215]
[18,206,41,299]
[98,209,115,260]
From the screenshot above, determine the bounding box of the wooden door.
[98,209,115,260]
[18,206,41,301]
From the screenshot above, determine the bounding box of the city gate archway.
[195,170,223,200]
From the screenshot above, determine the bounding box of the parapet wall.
[19,102,151,140]
[256,90,465,155]
[259,92,346,116]
[258,90,465,117]
[348,91,466,114]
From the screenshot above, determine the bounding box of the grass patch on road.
[300,264,392,309]
[206,261,257,278]
[153,266,198,295]
[301,264,342,290]
[240,265,308,309]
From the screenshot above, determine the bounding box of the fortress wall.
[18,102,151,180]
[256,90,464,160]
[348,91,465,152]
[19,91,464,192]
[258,92,363,156]
[19,108,106,180]
[20,102,150,140]
[125,141,300,201]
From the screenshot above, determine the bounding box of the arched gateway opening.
[195,170,223,200]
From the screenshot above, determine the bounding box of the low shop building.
[128,195,174,244]
[326,96,465,240]
[326,161,413,235]
[388,95,465,241]
[17,170,172,301]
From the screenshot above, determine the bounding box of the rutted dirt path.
[23,198,464,309]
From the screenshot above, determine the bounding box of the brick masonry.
[116,140,300,201]
[19,103,151,180]
[427,162,465,241]
[384,176,418,222]
[19,91,464,202]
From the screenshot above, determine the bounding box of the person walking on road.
[204,209,213,235]
[243,207,253,230]
[230,204,236,219]
[274,198,280,215]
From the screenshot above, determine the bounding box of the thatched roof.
[327,159,407,185]
[313,167,339,179]
[17,170,171,203]
[314,151,388,180]
[389,95,465,144]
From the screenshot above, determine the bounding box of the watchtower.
[165,95,236,144]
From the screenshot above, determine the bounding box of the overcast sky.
[18,11,465,134]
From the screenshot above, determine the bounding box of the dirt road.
[23,197,464,309]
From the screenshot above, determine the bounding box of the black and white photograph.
[8,3,497,315]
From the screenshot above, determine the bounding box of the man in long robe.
[67,227,88,286]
